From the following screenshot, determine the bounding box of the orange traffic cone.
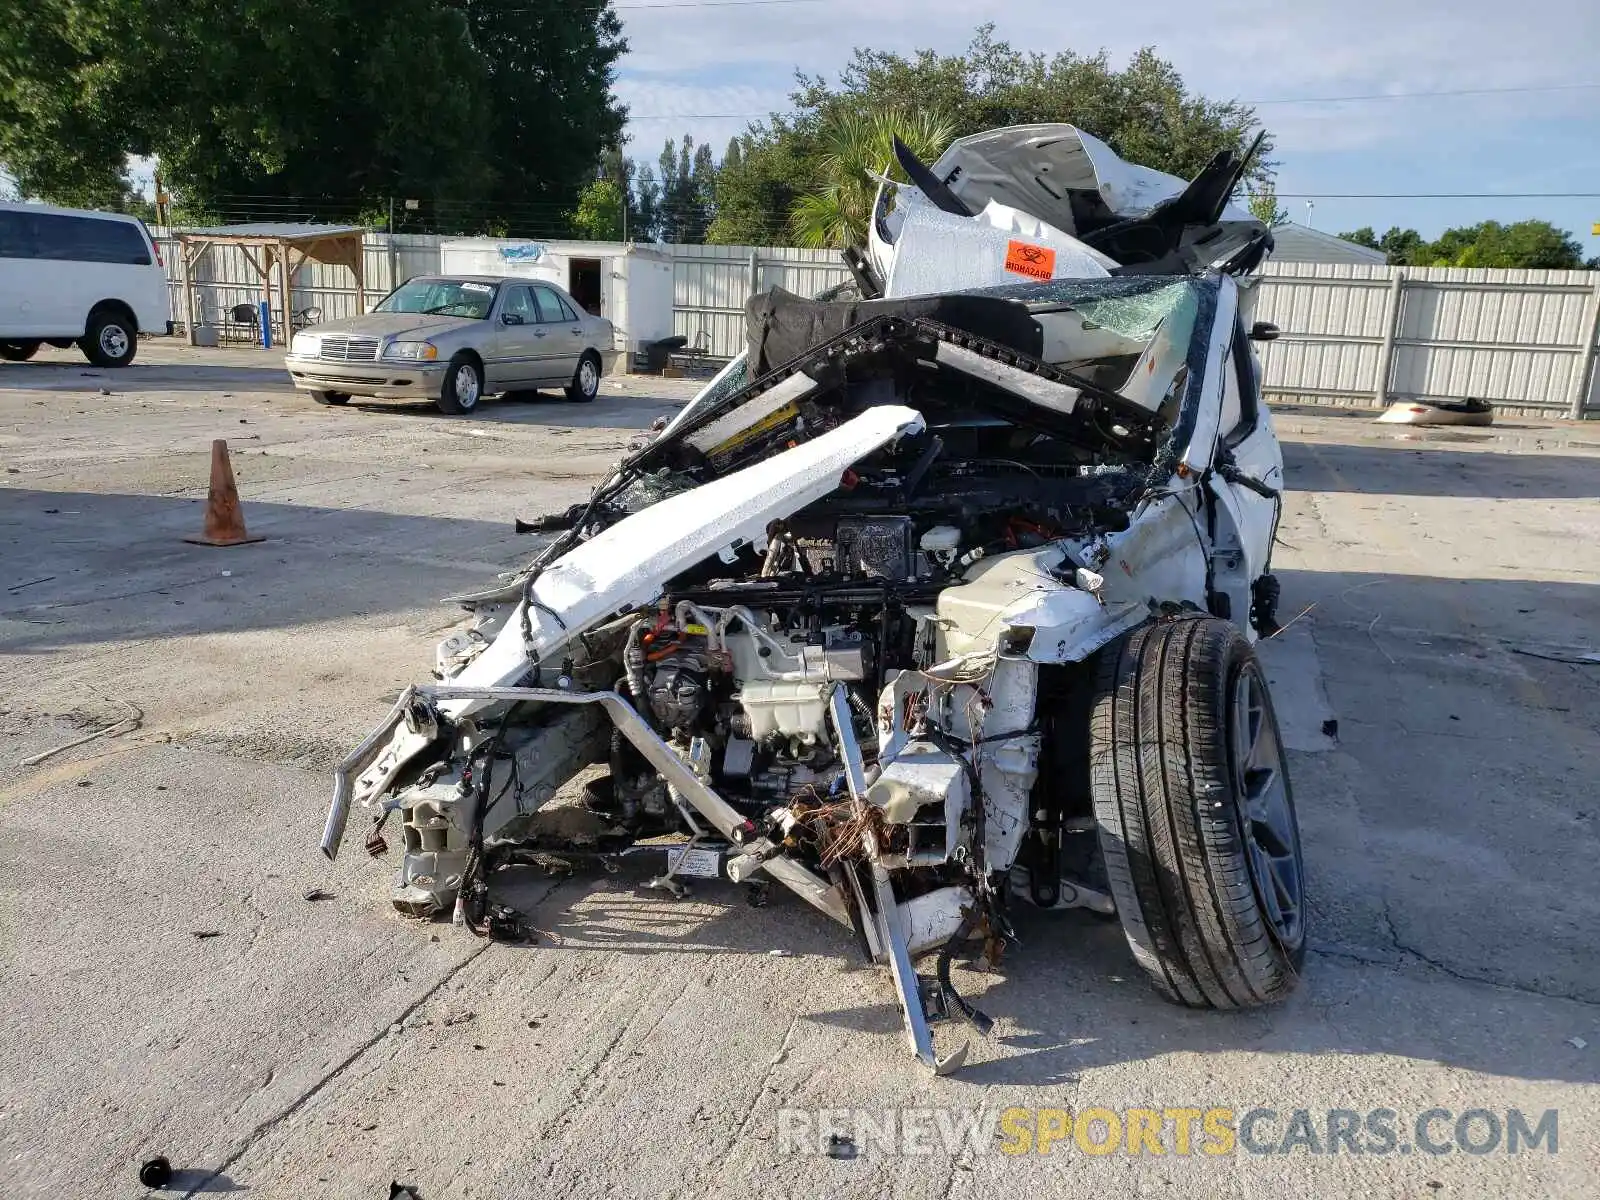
[184,439,265,547]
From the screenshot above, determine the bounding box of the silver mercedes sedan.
[284,275,614,414]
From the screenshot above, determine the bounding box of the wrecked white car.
[321,124,1305,1073]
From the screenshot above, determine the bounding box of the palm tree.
[789,109,957,250]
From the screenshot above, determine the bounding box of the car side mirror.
[1249,321,1280,342]
[502,312,524,326]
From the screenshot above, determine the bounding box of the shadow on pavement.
[1281,439,1600,499]
[346,388,682,430]
[0,359,294,394]
[472,842,1600,1091]
[0,487,533,654]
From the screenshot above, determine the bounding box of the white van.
[0,202,172,367]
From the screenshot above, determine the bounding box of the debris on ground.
[826,1134,857,1160]
[18,697,143,767]
[191,930,223,939]
[302,888,334,902]
[138,1156,173,1188]
[1375,397,1493,427]
[443,1011,476,1026]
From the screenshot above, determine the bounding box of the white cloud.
[612,0,1600,159]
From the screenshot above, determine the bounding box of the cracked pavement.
[2,345,1598,1197]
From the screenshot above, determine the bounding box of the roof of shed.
[175,223,367,242]
[1271,222,1387,265]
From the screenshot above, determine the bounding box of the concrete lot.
[2,339,1598,1198]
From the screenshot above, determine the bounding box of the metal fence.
[665,243,851,356]
[1253,263,1600,419]
[153,231,1600,418]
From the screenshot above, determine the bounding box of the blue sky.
[611,0,1600,252]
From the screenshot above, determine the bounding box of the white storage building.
[436,238,676,357]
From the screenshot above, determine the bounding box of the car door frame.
[530,284,583,384]
[487,284,542,390]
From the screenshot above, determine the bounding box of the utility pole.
[1305,199,1316,230]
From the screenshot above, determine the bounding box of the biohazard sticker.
[1005,240,1056,280]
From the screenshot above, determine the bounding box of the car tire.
[565,351,601,403]
[0,340,42,362]
[310,390,351,406]
[1090,615,1306,1009]
[436,354,483,414]
[81,308,137,368]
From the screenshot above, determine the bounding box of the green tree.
[1338,221,1588,268]
[707,127,813,245]
[631,164,662,242]
[0,0,626,232]
[571,178,625,240]
[657,138,684,241]
[688,141,717,242]
[1247,187,1289,228]
[788,109,956,249]
[712,25,1271,245]
[1379,227,1428,265]
[1424,220,1587,269]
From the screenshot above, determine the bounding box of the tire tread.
[1091,616,1303,1010]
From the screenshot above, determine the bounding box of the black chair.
[229,303,260,344]
[292,305,322,330]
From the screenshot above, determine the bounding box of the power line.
[617,80,1600,125]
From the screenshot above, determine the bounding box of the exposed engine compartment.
[321,123,1302,1075]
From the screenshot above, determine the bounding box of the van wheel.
[565,352,601,402]
[82,309,137,367]
[0,341,41,361]
[436,354,483,414]
[1090,616,1306,1009]
[310,390,350,406]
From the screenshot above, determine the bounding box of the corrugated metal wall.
[1254,263,1600,418]
[667,244,850,356]
[154,232,1600,418]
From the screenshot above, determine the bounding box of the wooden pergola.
[173,223,367,345]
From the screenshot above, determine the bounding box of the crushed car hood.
[441,403,929,715]
[932,123,1256,231]
[869,123,1272,294]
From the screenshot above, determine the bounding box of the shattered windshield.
[963,275,1203,342]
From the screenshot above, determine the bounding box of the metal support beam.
[1373,268,1405,407]
[828,687,968,1075]
[1568,277,1600,420]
